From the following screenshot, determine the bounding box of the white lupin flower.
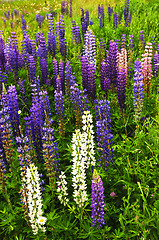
[22,163,47,235]
[71,129,88,207]
[57,171,69,206]
[81,111,96,168]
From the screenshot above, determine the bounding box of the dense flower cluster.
[81,110,96,168]
[71,129,88,208]
[91,169,105,228]
[21,163,47,235]
[95,99,114,169]
[57,171,69,206]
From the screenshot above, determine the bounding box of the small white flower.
[37,216,47,225]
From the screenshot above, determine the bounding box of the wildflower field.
[0,0,159,239]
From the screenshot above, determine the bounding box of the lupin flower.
[0,84,14,170]
[0,71,8,92]
[7,85,21,138]
[0,35,5,71]
[40,58,50,85]
[70,0,72,17]
[18,79,27,106]
[91,169,105,228]
[71,21,81,44]
[133,60,144,122]
[54,76,65,136]
[65,60,75,99]
[87,62,96,100]
[28,55,36,83]
[57,171,69,206]
[95,99,114,169]
[99,5,104,28]
[141,42,153,96]
[81,55,88,91]
[84,30,96,65]
[100,59,110,98]
[48,30,56,57]
[42,116,60,189]
[139,30,145,52]
[0,147,7,192]
[36,14,44,28]
[30,102,43,161]
[153,52,159,77]
[21,163,47,235]
[52,58,58,89]
[108,40,118,86]
[71,129,88,208]
[117,68,126,110]
[81,110,96,168]
[108,4,113,22]
[70,83,89,128]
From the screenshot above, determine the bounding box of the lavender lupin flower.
[91,169,105,228]
[133,60,144,122]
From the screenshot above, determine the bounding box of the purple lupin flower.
[61,1,65,15]
[124,0,129,23]
[0,146,7,192]
[38,34,47,59]
[21,15,26,30]
[42,117,60,189]
[36,13,44,28]
[0,34,5,72]
[7,85,21,138]
[18,79,27,106]
[59,59,64,92]
[39,89,51,117]
[48,30,56,57]
[54,76,65,136]
[52,58,58,89]
[108,40,118,86]
[100,59,110,98]
[0,71,8,92]
[71,21,81,44]
[30,102,43,161]
[65,60,75,98]
[133,60,144,122]
[40,58,50,85]
[28,55,36,83]
[70,0,72,17]
[91,169,105,228]
[87,63,96,100]
[153,52,159,77]
[139,30,145,52]
[108,4,113,22]
[0,84,14,170]
[95,99,114,169]
[70,83,89,127]
[99,5,104,28]
[117,68,126,110]
[81,55,88,91]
